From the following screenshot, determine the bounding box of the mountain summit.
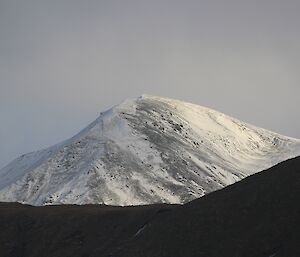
[1,95,299,206]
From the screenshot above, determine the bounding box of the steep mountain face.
[0,95,299,206]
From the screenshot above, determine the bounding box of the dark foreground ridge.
[0,157,299,257]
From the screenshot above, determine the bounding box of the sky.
[0,0,300,168]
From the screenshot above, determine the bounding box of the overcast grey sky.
[0,0,300,168]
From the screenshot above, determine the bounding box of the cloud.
[0,0,299,168]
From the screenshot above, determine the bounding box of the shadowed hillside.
[0,157,299,257]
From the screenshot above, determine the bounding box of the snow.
[0,95,299,206]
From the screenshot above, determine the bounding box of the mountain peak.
[1,96,299,206]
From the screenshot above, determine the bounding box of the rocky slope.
[0,95,299,205]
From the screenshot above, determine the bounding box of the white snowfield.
[0,95,300,206]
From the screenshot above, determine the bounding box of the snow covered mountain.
[0,95,299,206]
